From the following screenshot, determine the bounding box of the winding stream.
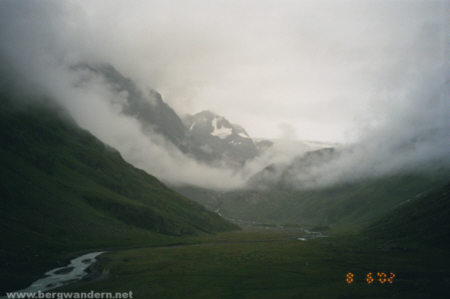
[16,251,105,293]
[296,230,328,241]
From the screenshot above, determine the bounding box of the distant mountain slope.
[76,64,189,148]
[0,101,238,292]
[76,64,262,167]
[177,144,449,231]
[366,182,450,248]
[247,147,337,189]
[183,110,259,166]
[177,172,449,231]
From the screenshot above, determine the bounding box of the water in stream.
[16,251,105,293]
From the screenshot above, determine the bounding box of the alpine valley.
[1,60,449,299]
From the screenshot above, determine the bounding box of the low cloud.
[0,0,448,191]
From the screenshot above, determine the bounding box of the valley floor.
[58,227,450,299]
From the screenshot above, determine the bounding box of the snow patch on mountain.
[238,132,250,139]
[211,117,232,139]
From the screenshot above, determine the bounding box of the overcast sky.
[67,0,447,142]
[2,0,445,142]
[1,0,448,188]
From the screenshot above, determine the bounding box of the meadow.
[61,228,450,298]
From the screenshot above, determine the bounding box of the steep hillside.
[76,64,263,167]
[366,182,450,248]
[0,101,238,292]
[183,110,259,166]
[77,63,189,148]
[247,147,337,189]
[177,172,449,231]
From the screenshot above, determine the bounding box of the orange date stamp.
[346,272,396,284]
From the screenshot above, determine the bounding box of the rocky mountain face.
[247,147,337,189]
[75,63,264,168]
[74,63,340,172]
[183,110,259,167]
[75,64,189,149]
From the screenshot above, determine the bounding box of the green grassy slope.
[177,171,449,231]
[0,101,238,292]
[366,182,450,249]
[63,230,450,298]
[63,183,450,298]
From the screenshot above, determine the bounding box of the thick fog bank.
[0,0,448,190]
